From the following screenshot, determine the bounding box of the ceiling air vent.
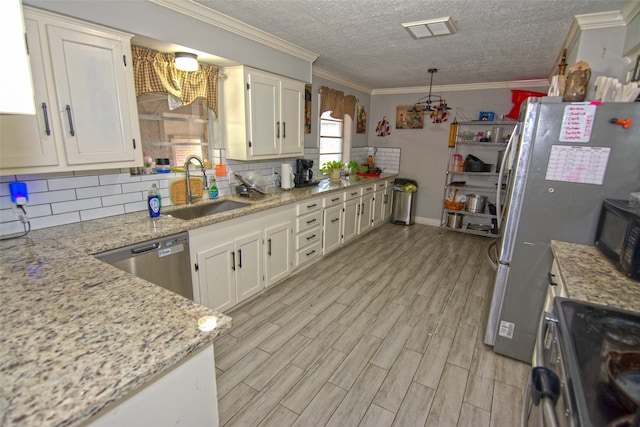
[402,17,456,39]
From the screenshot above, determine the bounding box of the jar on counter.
[451,154,462,172]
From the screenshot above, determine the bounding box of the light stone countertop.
[550,240,640,313]
[0,174,395,427]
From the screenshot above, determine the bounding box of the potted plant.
[347,160,361,180]
[320,160,345,181]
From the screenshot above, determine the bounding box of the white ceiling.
[193,0,628,91]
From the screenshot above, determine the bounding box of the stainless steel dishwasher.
[95,232,193,300]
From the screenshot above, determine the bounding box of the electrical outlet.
[9,182,29,205]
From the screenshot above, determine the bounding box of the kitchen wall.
[368,84,547,224]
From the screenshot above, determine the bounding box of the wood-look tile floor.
[213,223,529,427]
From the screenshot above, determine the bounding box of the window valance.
[320,86,356,120]
[132,46,219,115]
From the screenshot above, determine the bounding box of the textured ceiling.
[195,0,627,90]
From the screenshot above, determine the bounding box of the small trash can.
[392,178,418,225]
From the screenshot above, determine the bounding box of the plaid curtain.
[320,86,356,120]
[132,46,219,116]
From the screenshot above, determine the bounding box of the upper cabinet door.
[0,17,59,169]
[247,70,279,157]
[46,23,137,165]
[279,79,304,156]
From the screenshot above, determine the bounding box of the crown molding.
[371,79,549,96]
[621,0,640,24]
[312,68,373,94]
[148,0,319,63]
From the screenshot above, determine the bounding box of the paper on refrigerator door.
[545,145,611,185]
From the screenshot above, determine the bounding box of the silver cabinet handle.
[268,238,272,256]
[306,234,316,240]
[65,105,75,136]
[307,218,317,224]
[306,249,315,256]
[331,217,339,223]
[276,121,280,138]
[231,251,236,271]
[307,203,317,209]
[238,249,242,268]
[42,103,51,136]
[283,122,286,138]
[332,197,340,202]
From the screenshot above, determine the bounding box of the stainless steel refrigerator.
[484,97,640,362]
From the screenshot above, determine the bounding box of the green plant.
[320,160,345,175]
[347,160,359,174]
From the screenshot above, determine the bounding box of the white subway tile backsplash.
[76,184,122,199]
[30,212,80,229]
[99,173,142,185]
[0,146,400,235]
[29,189,77,205]
[52,198,102,215]
[125,200,147,214]
[102,192,143,206]
[48,176,99,191]
[122,181,160,193]
[80,205,125,222]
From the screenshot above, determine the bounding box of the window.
[137,93,212,169]
[319,110,343,167]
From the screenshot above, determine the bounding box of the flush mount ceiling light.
[174,52,198,71]
[402,17,456,39]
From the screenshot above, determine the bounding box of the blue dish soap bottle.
[209,177,218,199]
[148,183,161,218]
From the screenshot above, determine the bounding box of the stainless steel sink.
[169,200,250,220]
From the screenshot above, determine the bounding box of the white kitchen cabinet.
[294,200,323,268]
[0,7,142,174]
[372,180,393,227]
[359,184,375,235]
[342,188,361,244]
[223,66,304,161]
[265,222,292,287]
[0,16,58,169]
[190,204,295,312]
[323,204,343,255]
[191,226,263,312]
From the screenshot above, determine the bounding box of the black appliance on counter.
[294,159,316,188]
[525,298,640,427]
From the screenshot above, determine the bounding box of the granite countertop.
[550,240,640,313]
[0,174,394,427]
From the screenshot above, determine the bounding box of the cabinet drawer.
[296,226,321,249]
[375,180,389,191]
[296,200,322,215]
[296,241,321,267]
[296,210,322,232]
[362,184,375,195]
[345,188,362,201]
[323,193,344,208]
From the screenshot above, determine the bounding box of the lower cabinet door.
[196,241,236,312]
[235,231,264,303]
[265,222,292,287]
[323,205,342,255]
[343,198,359,243]
[383,188,393,220]
[359,193,374,234]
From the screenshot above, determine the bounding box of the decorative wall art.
[304,84,312,134]
[396,105,424,129]
[356,104,367,134]
[376,116,391,136]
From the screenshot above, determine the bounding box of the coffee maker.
[294,159,314,187]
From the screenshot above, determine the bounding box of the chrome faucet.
[184,155,208,204]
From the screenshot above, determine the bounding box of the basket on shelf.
[444,188,464,210]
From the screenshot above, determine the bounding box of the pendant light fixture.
[174,52,198,72]
[409,68,451,124]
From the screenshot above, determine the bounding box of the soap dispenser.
[148,183,161,218]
